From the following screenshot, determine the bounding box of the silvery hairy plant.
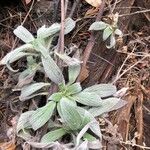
[16,62,126,149]
[89,13,123,48]
[1,17,126,149]
[0,18,76,87]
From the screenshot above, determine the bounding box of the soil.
[0,0,150,149]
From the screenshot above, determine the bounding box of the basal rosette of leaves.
[16,63,126,149]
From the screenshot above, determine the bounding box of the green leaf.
[29,101,56,130]
[41,54,64,84]
[37,23,61,39]
[114,29,123,36]
[89,21,107,31]
[83,133,97,142]
[48,92,62,102]
[77,107,92,127]
[0,44,33,65]
[59,98,83,130]
[71,91,102,106]
[88,97,123,117]
[19,82,51,101]
[106,34,116,49]
[84,84,117,98]
[17,111,34,133]
[13,25,34,43]
[64,18,76,34]
[103,26,113,41]
[41,128,66,143]
[68,65,81,84]
[66,82,82,95]
[33,40,49,58]
[77,107,101,138]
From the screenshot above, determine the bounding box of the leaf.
[76,140,88,150]
[76,120,97,146]
[6,52,37,72]
[33,40,49,58]
[29,101,56,130]
[88,97,125,117]
[26,141,61,149]
[55,52,81,66]
[17,111,34,133]
[78,107,101,139]
[68,65,81,84]
[89,21,107,31]
[19,82,50,101]
[103,26,113,41]
[113,87,129,97]
[83,133,97,141]
[41,128,66,143]
[37,24,61,39]
[17,69,36,88]
[41,54,64,84]
[84,84,117,98]
[48,92,62,102]
[10,52,36,64]
[64,18,76,34]
[66,82,82,95]
[114,29,123,36]
[17,129,32,141]
[0,44,33,65]
[85,0,102,7]
[13,26,34,43]
[106,34,116,49]
[59,98,83,130]
[71,91,102,106]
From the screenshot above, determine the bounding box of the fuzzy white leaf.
[55,52,81,66]
[66,82,82,95]
[103,26,113,41]
[106,34,116,49]
[33,41,49,58]
[41,128,66,143]
[114,29,123,36]
[77,107,102,139]
[13,26,34,43]
[84,84,117,98]
[29,101,56,130]
[71,91,102,106]
[88,97,126,117]
[89,21,107,31]
[59,98,83,130]
[41,54,64,84]
[64,18,76,34]
[19,82,50,101]
[68,65,81,84]
[0,44,33,65]
[37,24,61,39]
[17,111,34,133]
[48,92,62,102]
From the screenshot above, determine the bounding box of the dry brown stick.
[135,91,143,146]
[77,1,105,82]
[69,0,80,18]
[60,0,65,53]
